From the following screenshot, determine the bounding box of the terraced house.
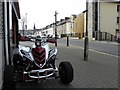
[87,1,120,41]
[73,13,84,39]
[41,17,74,38]
[0,0,20,89]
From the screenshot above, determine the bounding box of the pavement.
[15,41,118,89]
[70,37,118,45]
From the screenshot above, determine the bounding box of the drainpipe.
[54,11,58,46]
[118,2,120,34]
[4,0,9,65]
[97,0,100,41]
[6,2,12,64]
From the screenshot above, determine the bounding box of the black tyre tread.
[13,54,20,66]
[59,61,74,84]
[13,54,23,67]
[2,65,15,90]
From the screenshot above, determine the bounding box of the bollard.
[84,36,89,61]
[67,36,69,46]
[79,33,81,39]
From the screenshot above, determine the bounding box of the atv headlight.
[35,41,41,47]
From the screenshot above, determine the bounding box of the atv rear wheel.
[59,61,74,84]
[2,65,15,90]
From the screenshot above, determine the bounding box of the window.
[116,29,120,33]
[76,23,77,28]
[71,23,72,29]
[117,17,119,23]
[117,5,120,12]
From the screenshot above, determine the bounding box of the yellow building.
[73,13,84,39]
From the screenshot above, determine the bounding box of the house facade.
[39,13,85,39]
[100,2,120,39]
[42,24,55,36]
[73,13,84,38]
[19,29,42,37]
[41,17,73,37]
[0,0,20,89]
[88,1,120,41]
[56,17,72,36]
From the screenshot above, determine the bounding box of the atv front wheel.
[59,61,74,84]
[13,54,23,67]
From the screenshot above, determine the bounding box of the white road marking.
[70,45,119,58]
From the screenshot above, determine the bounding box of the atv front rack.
[23,67,58,79]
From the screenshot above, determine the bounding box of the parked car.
[47,34,53,38]
[116,33,120,43]
[53,35,61,39]
[18,36,30,41]
[30,36,36,42]
[36,35,48,42]
[56,35,61,39]
[116,38,120,43]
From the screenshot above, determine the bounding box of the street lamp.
[21,13,27,36]
[54,11,58,46]
[25,13,27,30]
[22,21,25,36]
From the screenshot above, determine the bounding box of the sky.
[19,0,86,30]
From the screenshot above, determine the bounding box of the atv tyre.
[2,65,15,90]
[59,61,74,84]
[13,54,23,66]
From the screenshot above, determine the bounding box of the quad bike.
[13,38,74,84]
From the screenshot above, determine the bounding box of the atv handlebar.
[35,38,56,47]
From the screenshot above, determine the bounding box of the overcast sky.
[19,0,86,29]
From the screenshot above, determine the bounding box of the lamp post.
[54,11,58,46]
[84,1,89,61]
[21,13,27,36]
[97,0,100,41]
[25,13,27,30]
[22,21,25,36]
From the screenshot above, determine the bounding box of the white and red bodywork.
[17,41,58,80]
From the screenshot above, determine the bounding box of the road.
[58,37,119,56]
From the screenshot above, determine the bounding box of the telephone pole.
[54,11,58,46]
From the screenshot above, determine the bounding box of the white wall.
[47,27,54,35]
[66,22,71,34]
[88,2,94,39]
